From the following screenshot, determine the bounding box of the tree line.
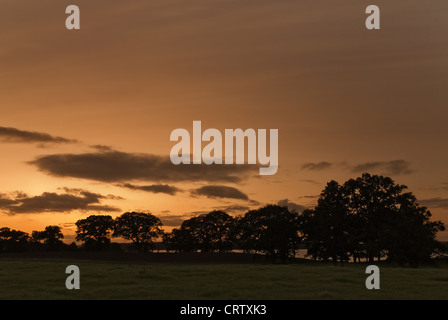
[0,173,446,266]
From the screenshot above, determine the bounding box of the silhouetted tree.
[179,216,205,252]
[301,173,446,266]
[343,173,406,263]
[300,181,352,264]
[198,211,235,252]
[113,212,164,253]
[164,211,236,253]
[382,191,445,266]
[67,242,78,251]
[0,227,29,252]
[31,226,65,251]
[163,228,197,253]
[236,205,301,262]
[75,215,114,251]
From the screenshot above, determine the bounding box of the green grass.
[0,259,447,299]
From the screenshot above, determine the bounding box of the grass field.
[0,258,447,300]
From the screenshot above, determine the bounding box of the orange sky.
[1,0,447,242]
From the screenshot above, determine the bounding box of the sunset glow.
[1,0,447,243]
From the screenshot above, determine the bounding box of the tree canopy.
[164,211,235,253]
[31,225,65,251]
[75,215,114,250]
[235,205,302,262]
[0,173,445,266]
[300,173,446,266]
[0,227,29,252]
[113,211,164,253]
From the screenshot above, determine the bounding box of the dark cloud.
[419,197,448,209]
[90,145,114,152]
[276,199,307,213]
[119,183,181,195]
[191,185,249,200]
[300,179,321,185]
[298,195,319,199]
[248,199,261,206]
[350,160,413,175]
[212,205,250,214]
[58,222,76,229]
[301,162,332,171]
[157,213,199,227]
[0,126,77,144]
[58,187,125,200]
[0,189,121,215]
[30,151,256,183]
[300,160,413,176]
[0,197,18,207]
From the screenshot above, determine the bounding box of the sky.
[0,0,447,242]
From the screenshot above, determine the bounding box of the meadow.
[0,257,447,300]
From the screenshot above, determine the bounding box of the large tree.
[113,212,164,253]
[163,227,198,253]
[0,227,29,252]
[343,173,407,263]
[302,173,445,266]
[382,191,445,266]
[197,210,235,253]
[31,225,65,251]
[164,211,235,253]
[236,205,301,262]
[300,180,352,264]
[75,215,114,251]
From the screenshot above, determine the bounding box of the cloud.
[58,222,76,229]
[419,197,448,209]
[300,179,321,185]
[0,126,77,144]
[119,183,181,195]
[276,199,307,213]
[212,205,250,214]
[350,160,413,175]
[301,162,332,171]
[157,213,200,227]
[0,189,121,215]
[298,195,318,199]
[30,150,256,183]
[90,145,114,152]
[300,160,413,176]
[191,185,249,200]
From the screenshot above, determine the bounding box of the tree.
[75,215,114,251]
[164,211,236,253]
[177,216,205,252]
[197,211,235,252]
[300,181,352,264]
[163,228,197,253]
[113,212,164,253]
[343,173,406,263]
[301,173,446,266]
[31,226,65,251]
[383,191,445,266]
[0,227,29,252]
[236,205,301,262]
